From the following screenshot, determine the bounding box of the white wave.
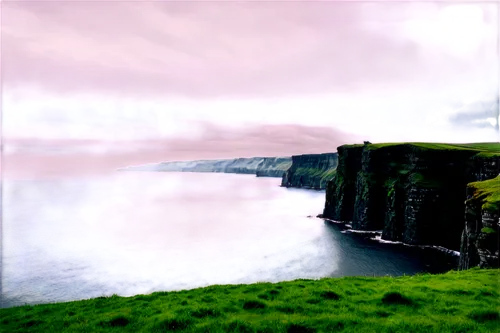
[346,229,382,234]
[323,219,346,224]
[370,235,460,256]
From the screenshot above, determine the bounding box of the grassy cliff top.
[469,175,500,213]
[1,269,499,333]
[341,142,500,155]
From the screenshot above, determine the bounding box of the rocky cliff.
[459,176,499,269]
[119,156,292,178]
[281,153,338,190]
[255,157,294,177]
[119,159,229,172]
[322,143,500,258]
[222,158,269,175]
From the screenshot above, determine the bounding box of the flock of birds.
[425,97,497,125]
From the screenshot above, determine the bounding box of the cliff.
[119,156,292,178]
[221,158,268,175]
[459,176,500,269]
[255,157,294,177]
[119,159,230,172]
[322,143,500,257]
[281,153,338,190]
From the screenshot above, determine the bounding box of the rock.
[255,157,293,177]
[459,177,500,269]
[281,153,338,190]
[322,143,500,255]
[127,156,292,177]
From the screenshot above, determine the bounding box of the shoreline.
[319,217,461,257]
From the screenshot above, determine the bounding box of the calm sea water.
[1,171,456,308]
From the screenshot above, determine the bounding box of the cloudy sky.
[1,0,499,176]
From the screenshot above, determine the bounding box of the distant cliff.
[120,156,292,178]
[322,143,499,265]
[255,157,294,177]
[281,153,338,190]
[459,176,499,269]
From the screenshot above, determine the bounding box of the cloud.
[2,1,497,151]
[449,98,499,131]
[2,1,497,99]
[4,85,498,147]
[4,115,496,180]
[3,123,359,178]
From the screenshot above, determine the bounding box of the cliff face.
[120,156,292,178]
[459,176,500,269]
[281,153,338,190]
[120,159,232,172]
[224,158,269,175]
[256,157,293,177]
[323,146,363,219]
[323,143,500,254]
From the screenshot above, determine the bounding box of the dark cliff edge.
[322,142,500,268]
[281,153,338,190]
[459,176,500,269]
[119,156,292,178]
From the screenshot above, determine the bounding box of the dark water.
[1,172,456,308]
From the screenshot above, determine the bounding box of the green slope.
[1,269,499,333]
[469,175,500,213]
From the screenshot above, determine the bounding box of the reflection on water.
[1,172,455,308]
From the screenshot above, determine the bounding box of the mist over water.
[2,171,455,308]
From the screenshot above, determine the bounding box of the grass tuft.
[287,323,316,333]
[481,227,496,234]
[99,315,130,327]
[319,290,341,300]
[242,300,267,310]
[154,315,194,331]
[381,292,414,305]
[227,319,254,333]
[468,310,500,323]
[190,307,222,318]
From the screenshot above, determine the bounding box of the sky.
[1,0,499,177]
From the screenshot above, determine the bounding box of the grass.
[481,227,496,234]
[343,142,500,154]
[469,175,500,213]
[1,268,499,332]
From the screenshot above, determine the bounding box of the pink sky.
[1,0,499,177]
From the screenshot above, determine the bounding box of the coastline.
[119,142,499,269]
[319,217,461,257]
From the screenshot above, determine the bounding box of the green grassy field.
[344,142,500,154]
[1,268,499,333]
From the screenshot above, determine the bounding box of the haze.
[2,0,499,178]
